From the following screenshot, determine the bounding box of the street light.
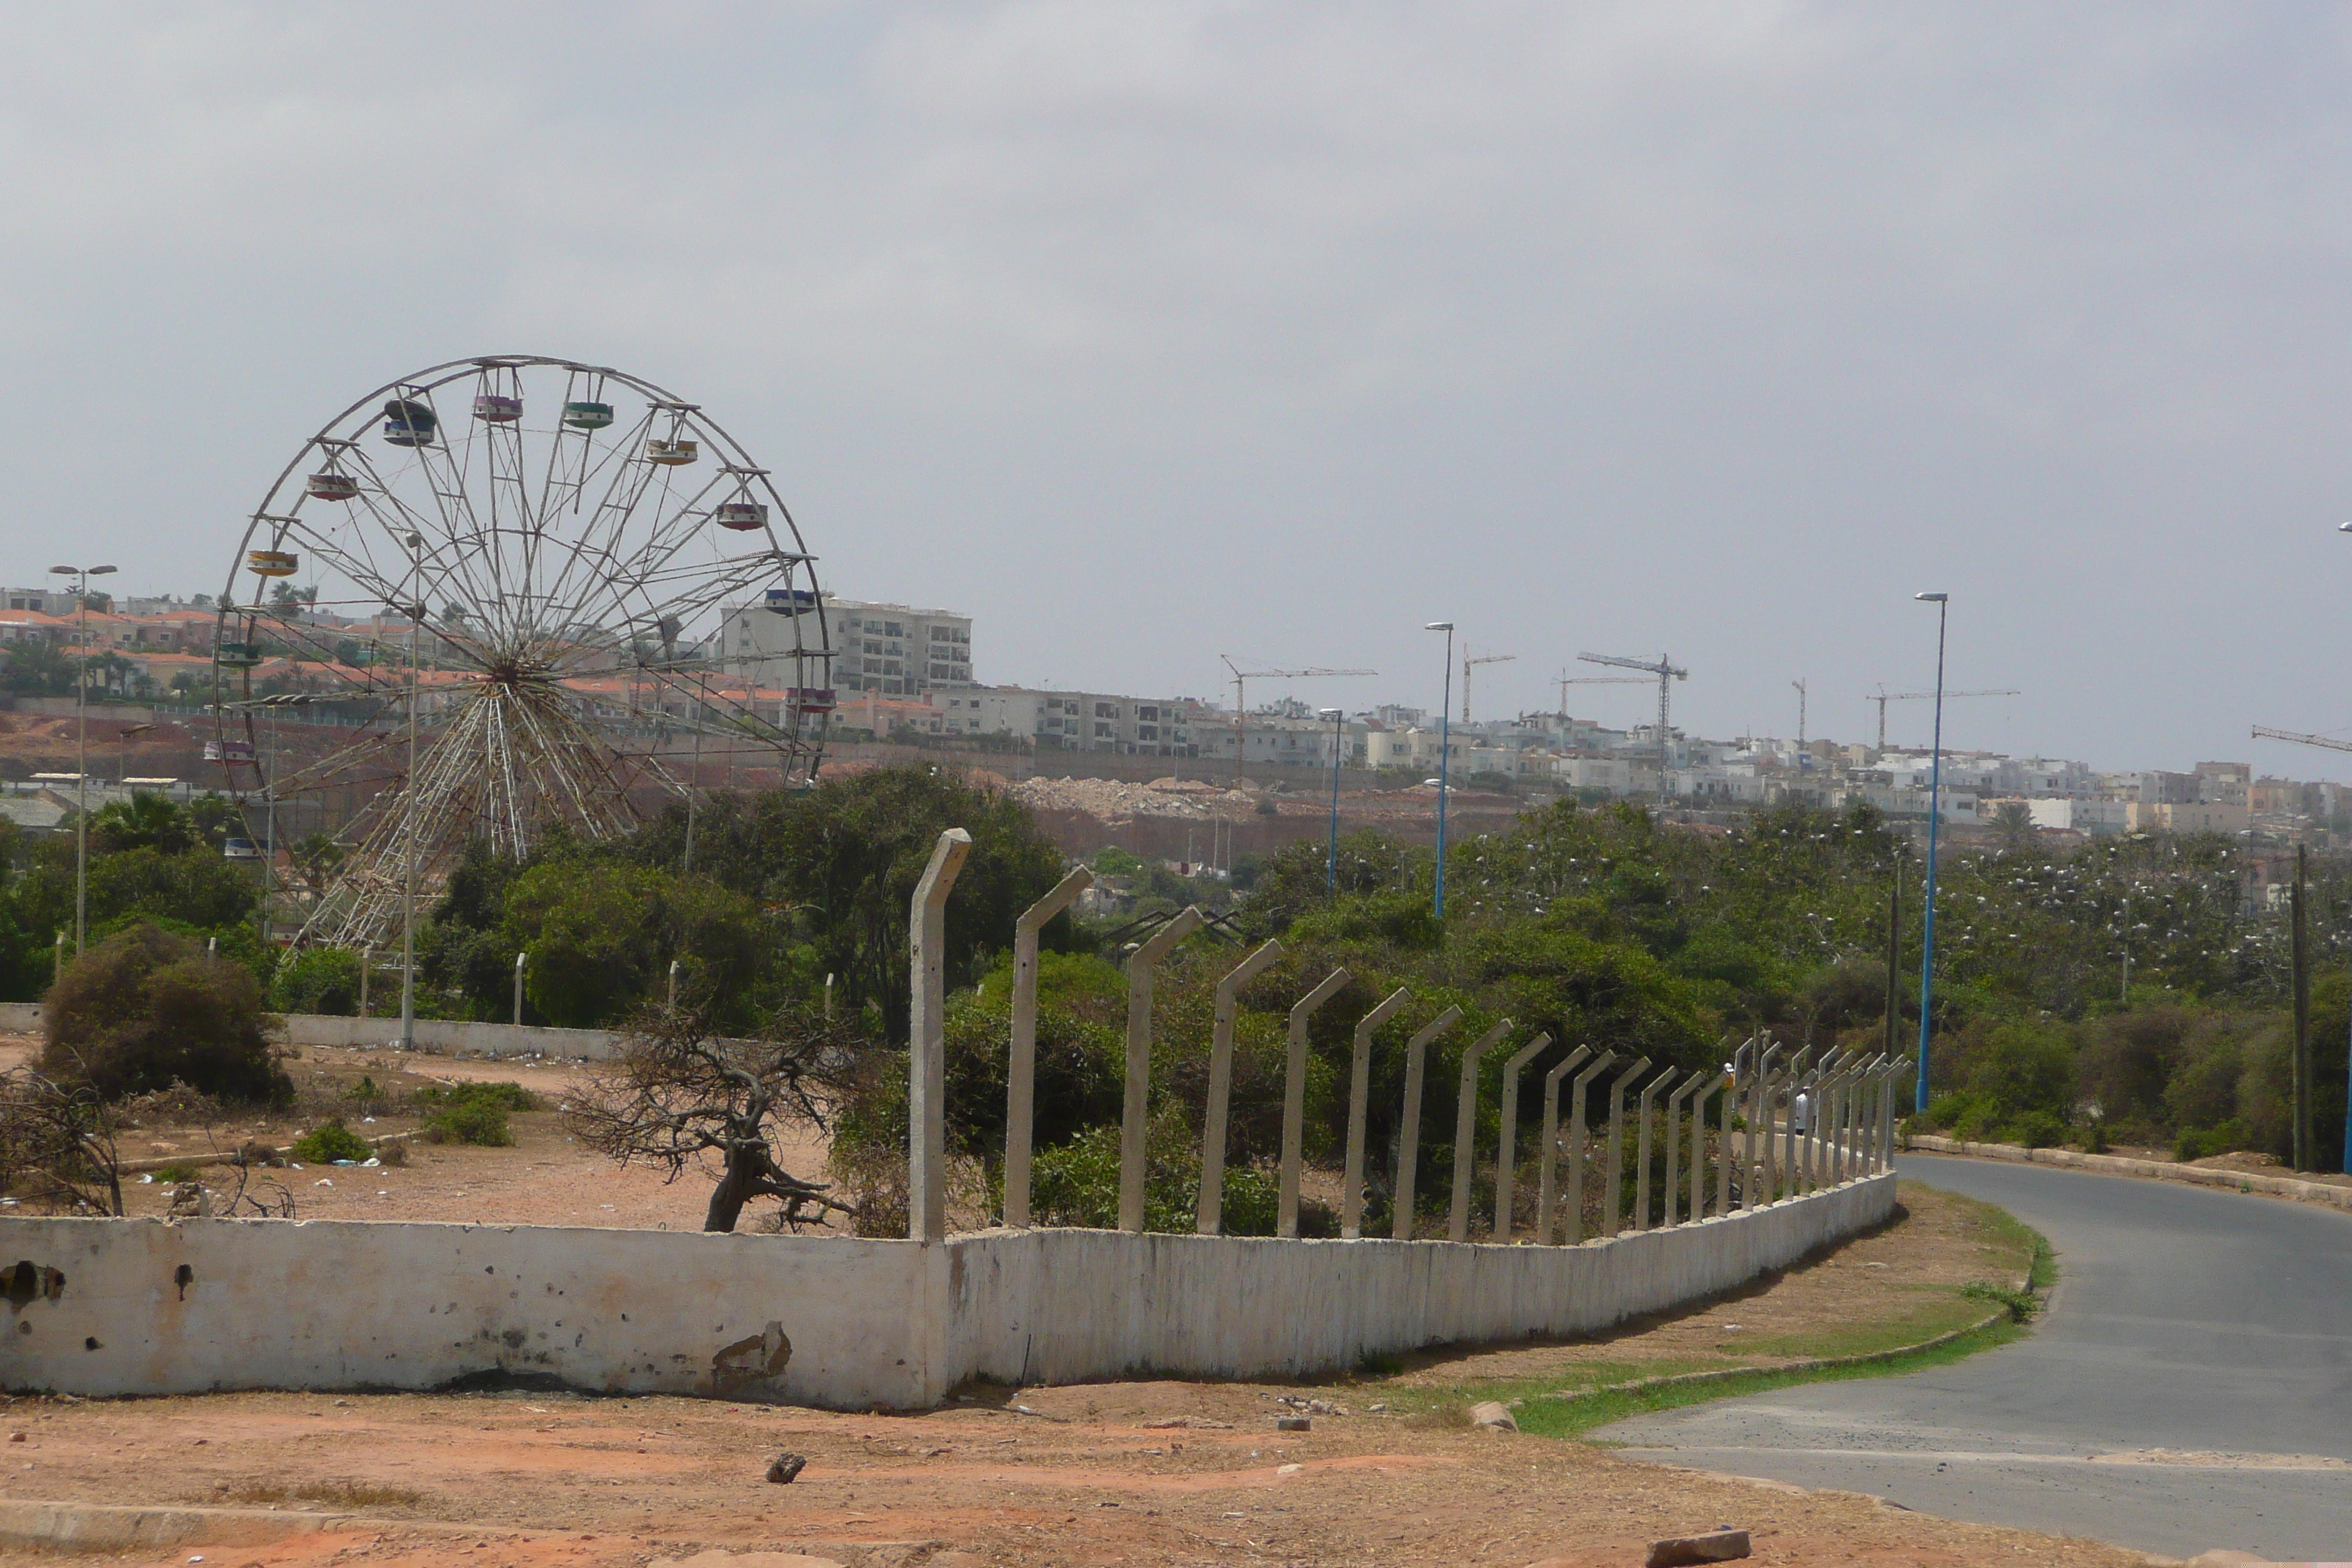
[1912,591,1949,1112]
[49,563,116,955]
[1425,622,1455,919]
[397,532,425,1051]
[1319,707,1344,899]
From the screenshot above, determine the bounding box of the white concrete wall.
[0,1217,932,1409]
[947,1174,1891,1387]
[0,1003,624,1061]
[0,1173,1892,1408]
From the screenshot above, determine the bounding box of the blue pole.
[2342,972,2352,1175]
[1326,707,1342,898]
[1434,627,1453,920]
[1915,596,1948,1112]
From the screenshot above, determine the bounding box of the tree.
[87,793,200,856]
[1992,799,2037,853]
[564,1004,868,1232]
[0,1067,122,1215]
[0,642,75,697]
[497,856,766,1028]
[40,924,289,1104]
[643,766,1065,1041]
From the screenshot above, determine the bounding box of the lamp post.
[397,533,424,1051]
[1912,591,1948,1112]
[1425,622,1455,919]
[1320,706,1343,898]
[49,563,117,955]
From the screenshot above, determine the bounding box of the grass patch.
[217,1478,427,1509]
[1362,1184,2055,1441]
[151,1162,203,1185]
[1518,1314,2032,1441]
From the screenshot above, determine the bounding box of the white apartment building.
[933,687,1200,756]
[723,595,973,699]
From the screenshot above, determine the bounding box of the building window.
[1095,723,1112,737]
[1096,702,1115,719]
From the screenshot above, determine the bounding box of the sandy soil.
[4,1039,834,1232]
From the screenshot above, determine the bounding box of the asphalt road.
[1596,1154,2352,1560]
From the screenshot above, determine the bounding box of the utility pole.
[398,533,423,1052]
[49,562,116,955]
[1912,592,1949,1112]
[2293,844,2312,1172]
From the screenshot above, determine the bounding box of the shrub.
[152,1161,202,1184]
[2006,1109,2068,1150]
[290,1120,372,1164]
[415,1082,532,1146]
[2174,1119,2253,1161]
[41,924,289,1104]
[270,947,362,1017]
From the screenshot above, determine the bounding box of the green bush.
[415,1081,533,1146]
[41,924,290,1104]
[290,1120,372,1164]
[152,1161,202,1184]
[2173,1119,2252,1161]
[2006,1109,2069,1150]
[270,947,361,1016]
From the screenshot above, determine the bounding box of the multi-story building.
[924,686,1201,757]
[723,596,973,699]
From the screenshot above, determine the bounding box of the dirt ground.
[0,1038,829,1232]
[0,1185,2155,1568]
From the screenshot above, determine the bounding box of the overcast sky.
[4,3,2350,774]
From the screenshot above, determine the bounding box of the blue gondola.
[383,399,437,447]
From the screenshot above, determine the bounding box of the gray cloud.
[4,2,2348,769]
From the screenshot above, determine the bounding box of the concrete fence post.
[1662,1069,1703,1226]
[1563,1049,1616,1244]
[1713,1039,1752,1219]
[668,958,680,1009]
[1279,967,1352,1238]
[1200,937,1284,1235]
[1601,1056,1653,1238]
[1341,986,1412,1239]
[513,951,527,1027]
[359,943,372,1019]
[1537,1045,1594,1244]
[1690,1077,1719,1221]
[1392,1006,1463,1241]
[1120,905,1205,1232]
[1493,1030,1552,1241]
[1004,866,1093,1229]
[1744,1041,1781,1210]
[1874,1057,1898,1171]
[908,826,973,1243]
[1633,1065,1670,1232]
[1783,1047,1815,1202]
[1450,1019,1511,1242]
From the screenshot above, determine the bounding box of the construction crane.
[1551,670,1648,719]
[1792,677,1808,772]
[1868,685,2021,750]
[1578,651,1687,782]
[1462,650,1516,723]
[2253,724,2352,756]
[1218,656,1376,788]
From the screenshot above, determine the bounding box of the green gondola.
[562,401,614,430]
[216,641,265,668]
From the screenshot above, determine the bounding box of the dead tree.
[564,1004,870,1233]
[0,1066,124,1216]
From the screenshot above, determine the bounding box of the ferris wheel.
[211,355,832,949]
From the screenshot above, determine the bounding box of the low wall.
[0,1003,622,1061]
[0,1173,1892,1407]
[1906,1132,2352,1213]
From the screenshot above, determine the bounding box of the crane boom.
[1218,656,1376,786]
[2253,724,2352,756]
[1867,685,2021,750]
[1578,651,1688,791]
[1461,651,1516,723]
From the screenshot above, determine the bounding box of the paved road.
[1597,1155,2352,1560]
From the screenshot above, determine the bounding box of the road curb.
[1521,1305,2013,1409]
[0,1499,391,1550]
[1904,1134,2352,1215]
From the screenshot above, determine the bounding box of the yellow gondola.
[248,550,298,578]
